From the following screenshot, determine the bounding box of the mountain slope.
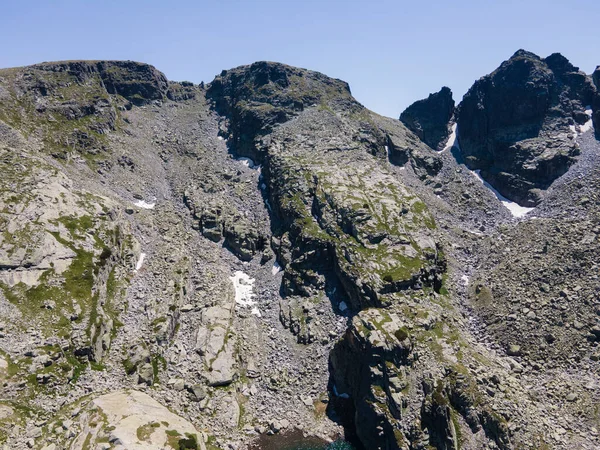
[0,54,598,450]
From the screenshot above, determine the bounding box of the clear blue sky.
[1,0,598,117]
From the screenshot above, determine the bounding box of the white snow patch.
[217,136,224,141]
[580,108,594,133]
[271,261,281,275]
[134,200,156,209]
[569,109,594,137]
[134,253,146,272]
[460,275,469,286]
[339,301,348,312]
[229,271,261,316]
[468,230,484,236]
[472,170,534,218]
[260,183,267,191]
[271,261,282,275]
[236,157,255,168]
[385,145,389,159]
[580,119,594,134]
[442,123,459,152]
[569,124,578,138]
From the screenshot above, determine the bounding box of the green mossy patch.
[0,67,124,167]
[136,421,161,441]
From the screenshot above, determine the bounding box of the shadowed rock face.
[400,86,455,150]
[593,66,600,136]
[457,50,597,206]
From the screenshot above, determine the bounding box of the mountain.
[0,52,598,450]
[456,50,597,206]
[400,86,455,151]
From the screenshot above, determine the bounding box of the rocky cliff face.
[400,86,455,150]
[457,50,596,206]
[0,52,598,450]
[593,66,600,136]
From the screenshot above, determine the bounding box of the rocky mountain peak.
[544,52,579,74]
[206,61,359,162]
[457,49,596,206]
[593,66,600,135]
[399,86,455,150]
[208,60,352,109]
[509,48,540,60]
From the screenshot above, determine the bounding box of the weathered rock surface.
[206,61,361,163]
[457,50,597,206]
[400,86,455,150]
[72,390,206,450]
[34,60,169,105]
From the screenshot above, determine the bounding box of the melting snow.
[217,136,224,141]
[135,253,146,272]
[339,301,348,312]
[472,170,534,218]
[580,119,594,134]
[229,271,261,316]
[569,124,578,138]
[271,261,281,275]
[442,123,459,152]
[134,200,156,209]
[580,108,594,134]
[569,108,594,138]
[237,157,256,169]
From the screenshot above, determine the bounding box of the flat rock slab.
[90,390,205,450]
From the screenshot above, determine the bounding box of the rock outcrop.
[206,61,363,162]
[330,309,414,449]
[457,50,597,206]
[34,60,169,105]
[207,62,444,313]
[400,86,455,150]
[593,66,600,136]
[71,390,206,450]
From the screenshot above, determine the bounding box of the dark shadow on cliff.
[324,375,365,450]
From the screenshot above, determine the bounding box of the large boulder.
[400,86,455,150]
[457,50,597,206]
